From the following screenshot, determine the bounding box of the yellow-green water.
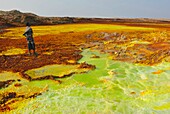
[9,49,170,114]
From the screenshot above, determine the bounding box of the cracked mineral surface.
[0,23,170,113]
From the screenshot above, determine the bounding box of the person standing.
[23,22,37,56]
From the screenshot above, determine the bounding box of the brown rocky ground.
[1,24,170,73]
[0,32,86,72]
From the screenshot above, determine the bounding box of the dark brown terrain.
[1,10,170,28]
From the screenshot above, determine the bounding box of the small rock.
[14,83,22,87]
[91,55,100,58]
[78,62,96,70]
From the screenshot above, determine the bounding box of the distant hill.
[0,10,170,28]
[0,10,75,28]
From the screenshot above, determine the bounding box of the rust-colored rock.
[91,55,100,58]
[14,83,22,87]
[78,62,96,70]
[0,80,15,89]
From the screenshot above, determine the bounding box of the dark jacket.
[23,26,34,42]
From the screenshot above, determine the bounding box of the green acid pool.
[11,49,170,114]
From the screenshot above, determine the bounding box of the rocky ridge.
[0,10,170,28]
